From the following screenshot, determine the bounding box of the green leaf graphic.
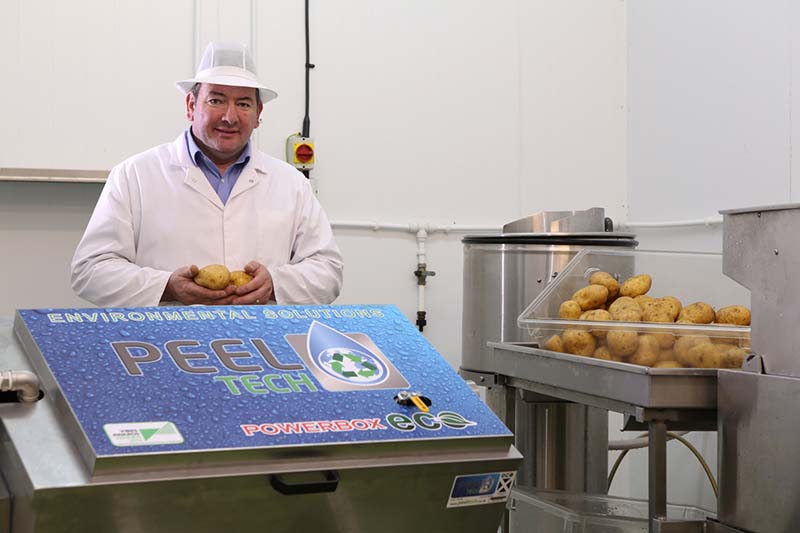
[437,411,477,429]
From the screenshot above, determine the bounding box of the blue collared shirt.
[185,129,251,204]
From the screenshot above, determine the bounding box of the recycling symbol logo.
[316,347,389,386]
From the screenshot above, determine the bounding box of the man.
[71,41,343,307]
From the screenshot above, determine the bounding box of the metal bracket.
[458,368,502,386]
[624,410,717,432]
[741,353,764,374]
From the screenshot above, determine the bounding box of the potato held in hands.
[194,264,231,290]
[230,270,254,288]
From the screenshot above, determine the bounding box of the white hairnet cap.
[176,41,277,104]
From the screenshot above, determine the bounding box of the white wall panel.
[628,0,792,221]
[0,182,100,311]
[308,0,523,224]
[0,0,193,170]
[519,0,628,223]
[792,0,800,202]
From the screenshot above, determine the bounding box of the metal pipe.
[608,431,688,450]
[0,370,41,402]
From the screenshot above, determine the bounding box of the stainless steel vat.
[460,209,636,495]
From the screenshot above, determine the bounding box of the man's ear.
[186,93,196,121]
[255,103,264,129]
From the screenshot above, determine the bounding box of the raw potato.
[589,271,620,300]
[661,296,683,321]
[572,285,609,311]
[635,295,657,311]
[716,305,751,326]
[607,330,640,357]
[679,302,716,324]
[580,309,612,321]
[580,309,613,338]
[619,274,652,298]
[641,305,675,349]
[658,349,677,363]
[611,306,643,322]
[674,335,711,367]
[681,344,707,368]
[653,360,682,369]
[689,343,730,368]
[654,332,676,350]
[593,345,624,362]
[563,329,597,356]
[642,304,672,323]
[629,334,660,366]
[549,268,750,368]
[230,270,253,287]
[608,297,637,315]
[545,335,564,353]
[725,347,748,369]
[559,300,583,319]
[194,264,231,290]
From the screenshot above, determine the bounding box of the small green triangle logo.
[140,428,158,440]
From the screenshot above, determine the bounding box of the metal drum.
[460,209,636,494]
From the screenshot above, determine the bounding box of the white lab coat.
[71,133,343,308]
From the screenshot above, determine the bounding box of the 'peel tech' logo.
[285,321,409,391]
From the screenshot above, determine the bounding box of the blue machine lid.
[14,305,511,474]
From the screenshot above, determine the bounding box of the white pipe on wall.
[329,220,502,333]
[330,220,501,234]
[619,216,722,229]
[416,228,427,315]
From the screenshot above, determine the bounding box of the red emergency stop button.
[295,143,314,164]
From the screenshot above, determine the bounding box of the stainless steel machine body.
[460,209,637,496]
[462,204,800,533]
[489,342,719,533]
[461,208,636,377]
[716,204,800,533]
[0,305,521,533]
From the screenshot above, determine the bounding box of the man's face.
[186,83,263,165]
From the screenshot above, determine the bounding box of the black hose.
[302,0,312,138]
[301,0,313,180]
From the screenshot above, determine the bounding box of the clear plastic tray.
[508,487,713,532]
[517,249,751,362]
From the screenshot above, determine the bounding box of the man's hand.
[232,261,274,305]
[162,265,237,305]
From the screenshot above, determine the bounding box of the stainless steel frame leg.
[487,385,516,533]
[648,420,667,532]
[486,384,516,432]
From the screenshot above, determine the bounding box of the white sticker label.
[104,421,184,447]
[447,471,517,508]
